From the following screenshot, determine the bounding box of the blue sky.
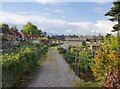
[0,0,116,35]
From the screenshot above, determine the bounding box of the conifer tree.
[105,0,120,58]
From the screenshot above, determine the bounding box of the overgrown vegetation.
[58,34,119,88]
[58,46,94,82]
[91,35,119,88]
[2,43,48,87]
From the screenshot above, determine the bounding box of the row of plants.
[58,46,94,82]
[91,35,119,88]
[1,43,48,87]
[58,35,119,88]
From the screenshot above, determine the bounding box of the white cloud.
[2,0,113,3]
[96,2,108,5]
[93,0,113,5]
[35,0,59,4]
[0,11,67,33]
[0,11,116,35]
[91,0,113,3]
[69,20,116,34]
[69,22,93,29]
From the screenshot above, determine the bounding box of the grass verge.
[74,81,103,88]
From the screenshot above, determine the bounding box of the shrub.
[91,36,119,84]
[2,46,48,87]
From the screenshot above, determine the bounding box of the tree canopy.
[22,22,40,35]
[1,23,8,27]
[105,0,120,32]
[11,26,18,31]
[105,0,120,58]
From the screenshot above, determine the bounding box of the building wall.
[64,41,82,47]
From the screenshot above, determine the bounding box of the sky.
[0,0,117,35]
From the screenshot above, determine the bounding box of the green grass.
[37,54,47,66]
[74,81,103,88]
[47,48,53,62]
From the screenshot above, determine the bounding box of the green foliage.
[2,45,48,87]
[105,1,120,22]
[58,46,92,74]
[37,37,48,41]
[105,0,120,63]
[11,26,18,31]
[76,81,102,87]
[82,41,86,46]
[1,23,8,27]
[91,36,119,83]
[22,22,40,35]
[78,51,91,73]
[43,32,47,37]
[110,35,118,50]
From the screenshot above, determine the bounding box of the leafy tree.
[105,33,112,40]
[1,23,8,27]
[78,51,91,73]
[43,32,47,37]
[110,35,118,50]
[38,29,42,35]
[91,36,119,84]
[0,23,9,28]
[91,49,107,82]
[11,26,18,31]
[22,22,39,35]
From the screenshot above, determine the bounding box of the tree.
[91,37,118,82]
[43,32,47,37]
[22,22,39,35]
[78,51,91,73]
[105,33,112,39]
[11,26,18,31]
[91,36,119,87]
[1,23,8,27]
[38,29,42,35]
[105,0,120,57]
[110,35,118,50]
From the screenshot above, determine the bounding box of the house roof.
[31,34,41,38]
[18,32,25,37]
[91,42,103,46]
[1,26,21,36]
[1,26,10,34]
[8,28,16,35]
[12,29,20,36]
[65,37,86,41]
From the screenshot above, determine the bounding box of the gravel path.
[28,47,83,87]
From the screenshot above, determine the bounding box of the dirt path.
[28,47,83,87]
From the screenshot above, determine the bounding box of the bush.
[2,46,48,87]
[58,46,93,78]
[91,36,119,85]
[78,51,92,73]
[91,49,119,83]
